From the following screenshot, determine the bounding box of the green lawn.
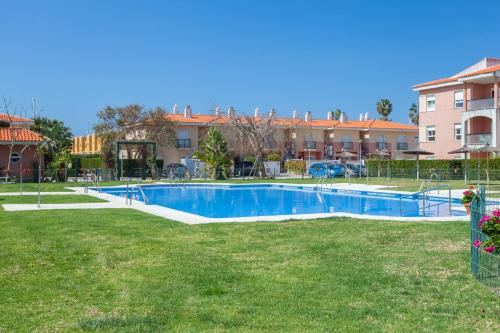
[0,195,106,206]
[0,209,498,332]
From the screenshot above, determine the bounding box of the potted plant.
[461,186,479,215]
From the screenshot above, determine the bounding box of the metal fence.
[470,186,499,294]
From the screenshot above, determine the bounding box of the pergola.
[114,140,157,179]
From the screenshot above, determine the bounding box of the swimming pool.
[97,184,466,220]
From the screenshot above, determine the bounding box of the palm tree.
[376,99,392,121]
[32,117,72,153]
[333,108,342,120]
[408,103,419,125]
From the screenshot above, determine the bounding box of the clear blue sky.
[2,0,500,135]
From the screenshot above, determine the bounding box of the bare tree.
[226,112,282,177]
[2,96,24,179]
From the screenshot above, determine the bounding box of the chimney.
[327,111,334,120]
[184,105,192,118]
[292,110,299,119]
[339,112,347,123]
[359,114,363,121]
[364,112,369,121]
[305,111,312,122]
[269,108,276,118]
[215,106,221,116]
[228,106,236,118]
[172,104,179,114]
[254,107,260,118]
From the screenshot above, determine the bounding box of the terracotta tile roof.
[460,64,500,77]
[0,128,43,142]
[165,113,417,131]
[414,64,500,88]
[0,113,33,123]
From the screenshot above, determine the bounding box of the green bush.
[243,155,256,163]
[285,160,306,175]
[365,157,500,180]
[266,153,281,161]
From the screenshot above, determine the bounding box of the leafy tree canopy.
[31,117,73,154]
[194,127,232,180]
[376,99,392,121]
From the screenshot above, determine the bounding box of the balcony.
[466,98,496,111]
[304,141,317,150]
[466,133,492,145]
[376,142,389,150]
[396,142,408,151]
[176,139,191,149]
[341,141,353,150]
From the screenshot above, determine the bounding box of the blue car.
[309,163,345,178]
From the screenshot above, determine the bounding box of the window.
[178,130,189,139]
[10,152,20,163]
[426,95,435,111]
[396,135,407,150]
[454,91,464,108]
[426,126,436,142]
[426,156,435,160]
[454,124,462,141]
[176,130,191,148]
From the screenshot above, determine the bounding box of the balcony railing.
[376,142,388,150]
[304,141,317,150]
[396,142,408,151]
[466,98,495,111]
[176,139,191,149]
[466,133,492,145]
[341,141,353,150]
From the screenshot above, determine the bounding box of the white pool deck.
[1,182,472,223]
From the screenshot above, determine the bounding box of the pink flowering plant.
[474,209,500,254]
[461,186,479,205]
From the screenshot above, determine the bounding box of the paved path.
[0,191,79,196]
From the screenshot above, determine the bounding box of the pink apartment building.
[414,58,500,159]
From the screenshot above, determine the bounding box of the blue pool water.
[98,184,466,218]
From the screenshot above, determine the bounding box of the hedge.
[366,158,500,180]
[285,160,306,175]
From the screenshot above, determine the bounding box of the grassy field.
[0,177,480,194]
[0,208,498,332]
[0,195,106,207]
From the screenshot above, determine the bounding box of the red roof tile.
[165,114,417,131]
[414,64,500,88]
[0,113,33,123]
[0,128,43,142]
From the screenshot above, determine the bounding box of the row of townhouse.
[414,58,500,159]
[159,106,418,165]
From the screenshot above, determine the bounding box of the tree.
[2,96,30,179]
[376,99,392,121]
[31,117,73,153]
[94,105,176,168]
[408,103,419,125]
[226,113,282,177]
[333,108,342,120]
[194,127,232,180]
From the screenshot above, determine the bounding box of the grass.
[0,195,106,205]
[0,208,498,332]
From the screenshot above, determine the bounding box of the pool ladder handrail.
[400,184,451,216]
[419,172,440,193]
[135,180,150,205]
[317,175,327,191]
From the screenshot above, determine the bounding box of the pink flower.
[493,209,500,217]
[473,239,482,248]
[478,215,491,228]
[463,191,471,195]
[484,246,496,253]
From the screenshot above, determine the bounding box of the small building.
[0,113,43,180]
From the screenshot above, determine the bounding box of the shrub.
[285,160,306,175]
[266,153,281,161]
[474,209,500,254]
